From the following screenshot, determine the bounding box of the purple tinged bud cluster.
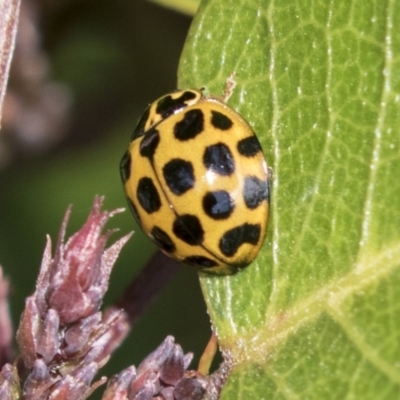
[0,268,12,367]
[0,197,220,399]
[0,364,20,400]
[15,197,132,399]
[103,336,207,400]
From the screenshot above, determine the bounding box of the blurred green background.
[0,0,212,389]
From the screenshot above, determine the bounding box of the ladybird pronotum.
[120,89,270,275]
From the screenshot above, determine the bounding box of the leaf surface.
[178,0,400,398]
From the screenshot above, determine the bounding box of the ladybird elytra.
[121,88,270,275]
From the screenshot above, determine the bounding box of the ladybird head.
[131,89,202,141]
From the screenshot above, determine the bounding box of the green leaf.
[178,0,400,397]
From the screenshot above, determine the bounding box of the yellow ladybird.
[120,89,270,275]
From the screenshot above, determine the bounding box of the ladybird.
[120,88,270,275]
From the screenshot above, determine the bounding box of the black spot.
[202,191,234,220]
[126,197,141,225]
[163,159,195,195]
[184,256,218,269]
[243,176,270,209]
[120,151,131,183]
[174,109,204,141]
[151,226,176,253]
[219,224,261,257]
[139,128,160,160]
[237,136,262,157]
[203,143,235,176]
[137,177,161,213]
[131,106,151,140]
[211,110,233,130]
[156,91,197,118]
[173,215,204,245]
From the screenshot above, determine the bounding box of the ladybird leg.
[222,72,237,102]
[267,166,274,180]
[197,332,218,375]
[267,167,273,202]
